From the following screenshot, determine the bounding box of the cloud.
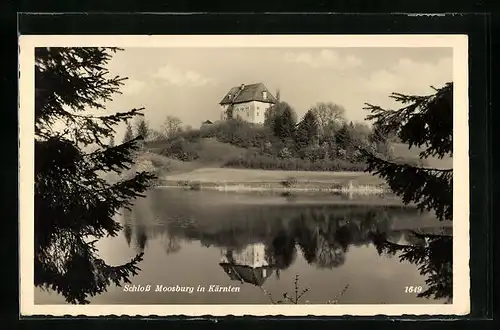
[363,57,453,95]
[120,79,146,95]
[283,49,362,69]
[152,64,217,87]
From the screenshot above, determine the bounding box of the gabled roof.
[219,83,277,105]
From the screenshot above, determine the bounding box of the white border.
[19,35,469,316]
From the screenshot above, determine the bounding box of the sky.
[102,47,453,140]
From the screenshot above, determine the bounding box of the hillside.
[131,140,453,180]
[391,143,453,170]
[101,138,453,196]
[191,138,248,165]
[104,138,247,183]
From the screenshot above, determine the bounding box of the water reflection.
[220,243,276,286]
[372,231,453,303]
[121,190,453,303]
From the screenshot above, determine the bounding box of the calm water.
[36,189,453,305]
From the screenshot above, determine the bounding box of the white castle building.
[219,83,277,124]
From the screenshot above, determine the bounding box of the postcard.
[19,34,469,316]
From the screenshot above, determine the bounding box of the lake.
[35,188,453,305]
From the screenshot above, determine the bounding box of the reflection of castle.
[219,243,275,286]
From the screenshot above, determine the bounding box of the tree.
[335,122,351,150]
[123,121,134,143]
[264,103,281,128]
[264,96,297,129]
[265,100,297,134]
[361,83,453,221]
[135,117,150,140]
[310,102,346,136]
[162,115,183,139]
[273,106,297,142]
[109,135,115,147]
[370,121,399,144]
[295,110,319,151]
[350,122,371,146]
[34,47,156,304]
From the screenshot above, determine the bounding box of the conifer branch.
[34,47,156,304]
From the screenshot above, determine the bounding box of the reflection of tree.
[125,197,451,302]
[372,232,453,303]
[124,223,132,247]
[163,233,181,255]
[402,231,427,247]
[122,211,133,247]
[265,230,297,279]
[316,239,345,269]
[135,225,148,252]
[137,205,402,269]
[334,225,354,252]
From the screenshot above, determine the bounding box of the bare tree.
[310,102,346,136]
[162,115,183,139]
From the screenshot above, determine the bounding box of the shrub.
[193,138,247,164]
[393,157,427,167]
[160,136,199,161]
[189,182,202,190]
[278,147,293,159]
[281,177,298,188]
[299,144,327,162]
[181,129,202,142]
[223,153,366,172]
[189,119,277,150]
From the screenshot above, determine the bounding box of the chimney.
[240,84,245,90]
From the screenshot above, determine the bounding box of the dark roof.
[202,120,213,124]
[219,83,277,105]
[219,263,274,286]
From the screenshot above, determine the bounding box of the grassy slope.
[117,138,247,179]
[391,143,453,169]
[128,140,453,189]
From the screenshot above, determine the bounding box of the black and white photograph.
[19,35,469,316]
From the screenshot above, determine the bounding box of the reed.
[259,274,350,304]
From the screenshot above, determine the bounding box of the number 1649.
[405,286,423,293]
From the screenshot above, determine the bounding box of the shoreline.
[158,167,390,195]
[158,180,389,195]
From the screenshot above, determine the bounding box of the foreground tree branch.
[362,83,453,221]
[35,47,156,304]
